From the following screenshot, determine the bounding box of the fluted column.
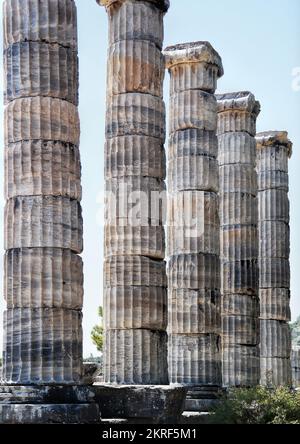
[164,42,223,410]
[2,0,83,385]
[291,348,300,388]
[99,0,169,385]
[256,131,292,386]
[217,92,261,388]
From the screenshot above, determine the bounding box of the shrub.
[210,386,300,424]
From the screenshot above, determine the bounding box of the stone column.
[291,348,300,388]
[164,42,223,411]
[256,131,292,386]
[0,0,99,423]
[99,0,169,385]
[217,92,261,388]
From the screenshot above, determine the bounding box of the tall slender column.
[217,92,261,387]
[1,0,98,423]
[99,0,169,385]
[291,348,300,388]
[256,131,292,386]
[164,42,223,411]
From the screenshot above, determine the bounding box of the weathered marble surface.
[5,97,80,145]
[168,253,220,290]
[4,41,78,105]
[104,286,167,330]
[168,334,221,385]
[105,135,165,179]
[217,92,260,137]
[3,0,78,49]
[260,357,292,387]
[0,403,99,424]
[4,248,83,309]
[257,131,292,386]
[104,329,168,385]
[291,349,300,388]
[101,0,168,385]
[92,384,186,424]
[104,255,167,287]
[3,308,82,384]
[5,195,83,253]
[165,42,223,403]
[222,345,260,388]
[168,289,221,335]
[106,92,166,140]
[5,141,82,200]
[104,225,165,259]
[2,0,84,394]
[107,40,164,97]
[217,92,260,387]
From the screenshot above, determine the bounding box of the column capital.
[256,131,293,157]
[164,41,224,78]
[97,0,170,12]
[216,91,261,117]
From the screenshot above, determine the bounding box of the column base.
[92,384,187,424]
[185,386,223,412]
[0,385,100,424]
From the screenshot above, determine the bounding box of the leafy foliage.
[291,316,300,347]
[210,387,300,424]
[91,306,104,353]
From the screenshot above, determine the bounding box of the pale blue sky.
[0,0,299,357]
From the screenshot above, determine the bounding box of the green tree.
[291,316,300,347]
[91,306,104,353]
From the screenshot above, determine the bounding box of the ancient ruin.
[99,0,169,386]
[164,42,224,411]
[0,0,297,426]
[217,92,261,387]
[256,131,293,386]
[292,348,300,388]
[0,0,99,423]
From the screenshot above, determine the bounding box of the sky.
[0,0,299,357]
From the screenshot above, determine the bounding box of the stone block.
[104,225,165,259]
[259,288,291,322]
[168,289,221,335]
[167,191,219,256]
[222,315,259,346]
[259,258,290,289]
[3,308,82,384]
[168,155,218,193]
[5,140,82,200]
[260,357,292,387]
[92,384,186,424]
[260,320,291,358]
[5,196,83,253]
[104,329,168,385]
[218,132,256,166]
[3,0,78,49]
[220,225,258,262]
[220,192,257,226]
[4,248,83,309]
[104,286,167,330]
[222,345,260,387]
[168,129,218,159]
[5,96,80,146]
[219,164,257,195]
[104,255,167,288]
[222,294,260,318]
[107,40,164,97]
[168,333,221,386]
[259,221,290,259]
[4,41,78,105]
[169,90,217,134]
[106,92,165,141]
[258,189,290,223]
[221,259,258,296]
[105,135,165,179]
[168,253,220,291]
